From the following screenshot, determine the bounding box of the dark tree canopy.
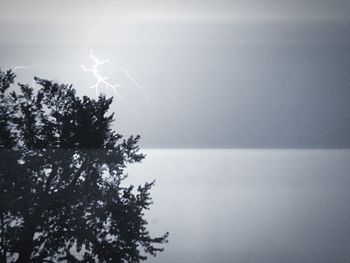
[0,69,168,262]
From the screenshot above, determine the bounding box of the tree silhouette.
[0,69,168,262]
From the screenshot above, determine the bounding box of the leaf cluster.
[0,70,168,262]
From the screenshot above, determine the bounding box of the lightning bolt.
[119,67,149,101]
[80,49,126,101]
[78,10,148,101]
[11,63,40,89]
[13,63,40,72]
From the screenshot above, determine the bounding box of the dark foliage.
[0,70,168,262]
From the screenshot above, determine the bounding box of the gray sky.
[126,149,350,263]
[1,0,350,22]
[0,0,350,148]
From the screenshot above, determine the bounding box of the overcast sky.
[0,0,350,148]
[1,0,350,22]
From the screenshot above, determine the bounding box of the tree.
[0,69,168,262]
